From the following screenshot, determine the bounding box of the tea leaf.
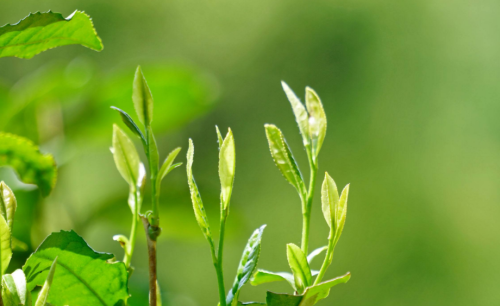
[2,269,31,306]
[23,230,129,306]
[302,272,351,304]
[216,126,224,150]
[186,139,213,242]
[281,82,310,147]
[132,66,154,126]
[307,246,327,265]
[0,214,12,275]
[264,125,306,199]
[305,87,327,161]
[34,257,57,306]
[0,11,103,59]
[219,129,235,209]
[110,107,146,146]
[334,184,349,244]
[0,182,16,230]
[0,133,57,197]
[266,292,302,306]
[251,270,296,291]
[226,225,266,306]
[157,147,182,188]
[112,125,141,188]
[321,173,339,229]
[286,243,312,292]
[237,302,265,305]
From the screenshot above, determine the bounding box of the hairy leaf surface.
[305,87,327,160]
[132,66,154,125]
[281,81,310,147]
[219,129,235,209]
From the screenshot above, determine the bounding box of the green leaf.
[281,82,310,147]
[157,147,182,189]
[186,139,213,243]
[0,133,57,197]
[286,243,312,292]
[23,230,129,306]
[264,125,306,199]
[146,125,160,173]
[334,184,349,244]
[154,280,162,306]
[251,270,296,291]
[110,107,146,146]
[237,302,266,306]
[132,66,154,126]
[301,272,351,305]
[34,258,57,306]
[11,237,29,252]
[307,246,327,265]
[305,87,327,161]
[0,11,103,59]
[219,128,235,209]
[2,269,31,306]
[216,126,224,150]
[0,182,16,230]
[0,214,12,275]
[227,225,266,306]
[112,124,141,188]
[266,292,302,306]
[321,173,339,230]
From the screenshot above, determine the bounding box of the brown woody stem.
[141,216,158,306]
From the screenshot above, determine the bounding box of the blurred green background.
[2,0,500,305]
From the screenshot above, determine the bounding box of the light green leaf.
[23,230,129,306]
[227,225,266,306]
[286,243,312,292]
[111,107,146,146]
[34,258,57,306]
[216,126,224,150]
[154,280,162,306]
[305,87,327,161]
[334,184,349,244]
[0,182,16,230]
[321,173,339,230]
[157,147,182,189]
[307,246,327,265]
[301,272,351,305]
[264,124,306,199]
[219,128,235,209]
[281,82,310,147]
[0,10,103,59]
[251,270,296,291]
[132,66,154,125]
[2,269,31,306]
[0,133,57,197]
[186,139,213,242]
[112,124,141,188]
[0,214,12,275]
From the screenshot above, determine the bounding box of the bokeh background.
[2,0,500,305]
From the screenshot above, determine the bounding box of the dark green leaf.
[23,230,129,306]
[281,82,310,147]
[219,128,235,209]
[286,243,312,292]
[110,107,146,146]
[251,270,296,291]
[2,269,31,306]
[132,66,154,125]
[266,292,302,306]
[34,257,57,306]
[0,11,103,59]
[0,133,57,197]
[0,181,16,230]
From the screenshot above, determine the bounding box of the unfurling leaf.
[307,246,328,265]
[157,147,182,189]
[112,125,141,188]
[227,225,266,306]
[321,173,339,230]
[219,128,235,209]
[0,214,12,275]
[0,11,103,59]
[281,81,310,147]
[215,126,224,150]
[34,257,57,306]
[286,243,312,293]
[305,87,327,161]
[111,107,146,146]
[186,139,213,242]
[2,269,31,306]
[132,66,154,125]
[264,124,306,199]
[251,270,296,291]
[0,182,17,230]
[23,230,129,306]
[0,133,57,197]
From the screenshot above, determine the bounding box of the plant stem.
[141,216,157,306]
[301,152,317,255]
[314,231,335,285]
[216,211,228,306]
[124,189,139,267]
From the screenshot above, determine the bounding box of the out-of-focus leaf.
[266,292,302,306]
[227,225,266,306]
[321,173,339,230]
[305,87,326,161]
[264,124,306,199]
[0,133,57,197]
[281,82,310,147]
[132,66,154,126]
[186,139,213,242]
[286,243,311,292]
[0,11,103,59]
[11,237,28,252]
[237,302,265,305]
[219,128,235,209]
[0,214,12,275]
[34,258,57,306]
[157,147,182,189]
[307,246,327,265]
[23,230,129,306]
[111,107,146,145]
[251,270,296,291]
[301,272,351,305]
[0,182,16,230]
[112,125,141,188]
[2,269,31,306]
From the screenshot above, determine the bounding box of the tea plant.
[187,129,266,306]
[251,82,351,305]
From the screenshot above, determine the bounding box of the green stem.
[216,210,228,306]
[301,151,317,255]
[314,232,335,285]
